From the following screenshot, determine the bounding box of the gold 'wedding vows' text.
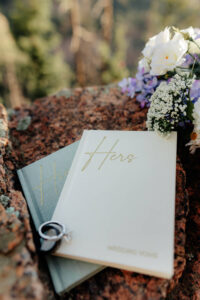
[81,136,135,171]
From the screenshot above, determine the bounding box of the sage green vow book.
[17,141,104,295]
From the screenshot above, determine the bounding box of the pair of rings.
[38,221,70,242]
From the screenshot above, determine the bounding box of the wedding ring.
[38,221,66,242]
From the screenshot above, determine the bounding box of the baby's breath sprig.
[146,74,194,136]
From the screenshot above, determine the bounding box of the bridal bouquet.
[119,26,200,153]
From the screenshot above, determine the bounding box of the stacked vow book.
[18,130,177,295]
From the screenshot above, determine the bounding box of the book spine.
[17,169,65,294]
[17,169,42,228]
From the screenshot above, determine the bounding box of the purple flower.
[118,78,130,93]
[190,80,200,103]
[118,78,137,97]
[119,67,161,107]
[181,54,194,68]
[182,53,200,68]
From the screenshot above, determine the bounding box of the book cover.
[17,141,104,295]
[52,130,177,279]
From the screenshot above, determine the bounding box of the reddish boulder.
[8,86,192,299]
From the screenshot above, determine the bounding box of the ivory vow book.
[52,130,177,279]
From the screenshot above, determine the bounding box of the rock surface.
[167,140,200,300]
[2,85,195,299]
[0,105,44,300]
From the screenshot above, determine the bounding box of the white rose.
[181,27,200,54]
[142,27,170,59]
[188,38,200,54]
[138,57,150,72]
[150,33,188,76]
[194,28,200,38]
[142,36,156,59]
[155,27,171,44]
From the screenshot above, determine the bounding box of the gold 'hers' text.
[81,136,135,171]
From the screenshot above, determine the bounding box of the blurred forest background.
[0,0,200,107]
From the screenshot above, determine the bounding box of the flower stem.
[189,53,197,61]
[191,57,197,76]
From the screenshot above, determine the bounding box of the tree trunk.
[5,62,24,108]
[101,0,113,44]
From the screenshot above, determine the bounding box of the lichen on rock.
[0,195,10,207]
[0,104,44,300]
[17,116,31,131]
